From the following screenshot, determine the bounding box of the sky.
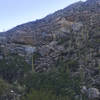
[0,0,86,32]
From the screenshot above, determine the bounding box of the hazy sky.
[0,0,86,32]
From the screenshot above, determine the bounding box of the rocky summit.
[0,0,100,100]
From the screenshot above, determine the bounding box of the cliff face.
[0,0,100,88]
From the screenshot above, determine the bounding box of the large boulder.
[87,88,100,100]
[81,86,100,100]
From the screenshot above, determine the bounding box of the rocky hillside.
[1,0,99,71]
[0,0,100,99]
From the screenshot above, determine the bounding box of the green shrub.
[0,54,31,83]
[22,89,71,100]
[0,78,11,95]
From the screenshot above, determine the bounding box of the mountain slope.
[0,0,100,99]
[2,0,99,71]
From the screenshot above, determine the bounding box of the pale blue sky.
[0,0,86,32]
